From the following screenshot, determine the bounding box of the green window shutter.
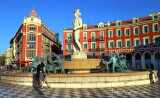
[120,30,122,36]
[142,27,144,34]
[108,31,110,37]
[147,26,149,33]
[113,42,114,48]
[124,29,126,36]
[133,40,135,46]
[138,27,139,34]
[148,39,150,44]
[108,42,110,48]
[157,24,159,31]
[139,39,140,45]
[116,41,118,47]
[152,25,154,32]
[125,41,126,47]
[130,40,131,47]
[133,28,135,35]
[152,38,155,44]
[142,39,145,45]
[111,31,113,37]
[121,41,122,47]
[129,29,130,35]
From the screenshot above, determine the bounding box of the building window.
[83,43,88,49]
[98,22,104,28]
[124,28,130,36]
[133,27,139,35]
[116,20,122,26]
[108,41,114,48]
[133,19,139,23]
[91,43,96,49]
[125,40,131,47]
[108,30,113,37]
[91,53,96,58]
[67,44,72,49]
[100,43,105,51]
[100,53,105,57]
[27,34,36,41]
[27,51,35,57]
[116,29,122,37]
[27,43,35,49]
[91,32,95,38]
[142,25,149,33]
[155,37,160,45]
[142,38,150,45]
[152,15,159,19]
[66,33,72,39]
[28,26,36,31]
[100,24,104,27]
[31,17,33,21]
[152,24,159,32]
[100,31,104,40]
[83,32,87,39]
[116,41,122,48]
[133,39,140,46]
[83,24,87,29]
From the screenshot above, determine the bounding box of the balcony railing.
[89,48,105,51]
[65,39,72,43]
[42,31,62,45]
[89,37,98,42]
[89,48,98,51]
[99,48,105,51]
[27,47,35,49]
[66,49,73,52]
[99,36,105,41]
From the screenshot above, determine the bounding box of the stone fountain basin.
[62,59,101,73]
[0,70,158,88]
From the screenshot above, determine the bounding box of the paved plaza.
[0,74,159,98]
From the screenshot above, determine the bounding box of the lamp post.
[20,57,21,71]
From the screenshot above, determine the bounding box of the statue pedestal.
[63,59,101,73]
[71,51,87,59]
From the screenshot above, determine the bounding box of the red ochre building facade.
[10,8,62,66]
[63,12,160,70]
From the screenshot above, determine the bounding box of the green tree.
[0,55,6,65]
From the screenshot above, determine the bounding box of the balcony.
[45,42,50,46]
[89,37,98,42]
[99,36,105,41]
[66,49,73,52]
[27,47,35,49]
[89,48,98,51]
[65,39,72,43]
[99,48,105,51]
[42,31,62,46]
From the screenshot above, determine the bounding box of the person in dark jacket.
[36,61,45,89]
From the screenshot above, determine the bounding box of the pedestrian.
[136,63,140,69]
[36,61,45,89]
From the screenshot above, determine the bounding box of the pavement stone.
[0,78,159,98]
[0,70,160,98]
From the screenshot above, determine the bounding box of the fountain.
[0,9,158,88]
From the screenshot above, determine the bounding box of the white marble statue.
[71,8,87,59]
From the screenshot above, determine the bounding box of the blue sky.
[0,0,160,55]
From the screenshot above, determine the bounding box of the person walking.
[36,61,45,89]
